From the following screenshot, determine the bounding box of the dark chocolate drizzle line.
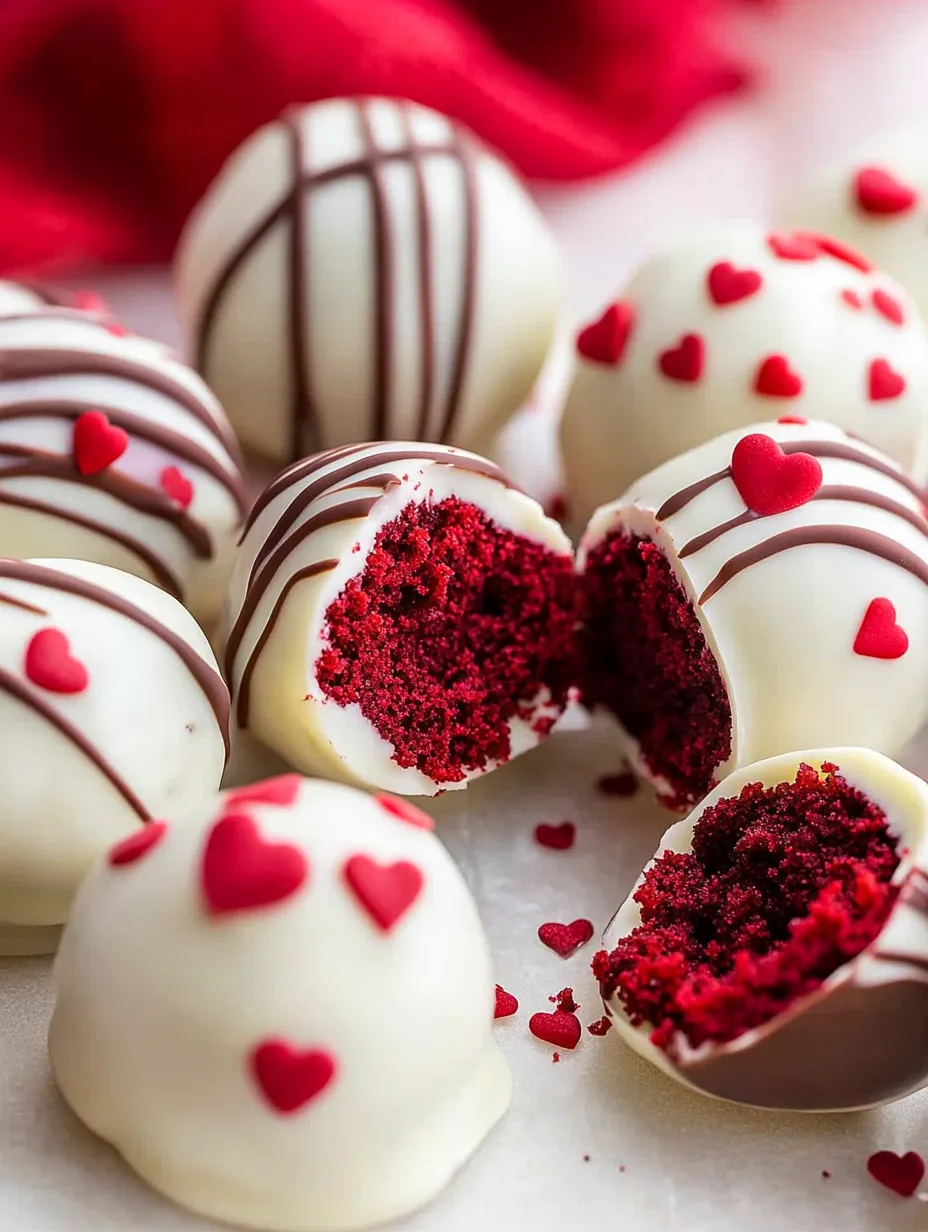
[876,952,928,975]
[358,102,394,441]
[699,527,928,605]
[901,868,928,917]
[0,591,46,615]
[403,102,436,441]
[284,112,314,462]
[440,132,478,443]
[240,443,366,540]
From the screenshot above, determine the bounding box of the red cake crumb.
[552,1052,561,1063]
[317,497,577,784]
[593,763,900,1051]
[549,988,579,1013]
[579,532,732,810]
[822,1171,830,1179]
[588,1016,612,1036]
[597,770,638,798]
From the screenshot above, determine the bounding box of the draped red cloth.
[0,0,745,272]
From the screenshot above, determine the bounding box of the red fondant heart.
[854,598,909,660]
[373,793,434,830]
[343,855,423,931]
[72,410,129,476]
[840,289,863,310]
[250,1039,337,1115]
[706,261,762,306]
[730,433,822,516]
[160,465,194,509]
[872,289,905,326]
[754,354,803,398]
[537,918,594,958]
[767,232,818,261]
[658,333,705,383]
[201,812,308,915]
[855,167,919,216]
[108,822,168,868]
[529,1010,582,1049]
[24,628,89,694]
[869,358,906,401]
[534,822,576,850]
[225,775,303,809]
[867,1150,925,1197]
[576,301,635,366]
[494,985,519,1019]
[802,232,873,272]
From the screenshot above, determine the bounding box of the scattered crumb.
[588,1016,612,1036]
[597,771,638,798]
[552,1052,560,1064]
[620,1166,626,1173]
[549,988,578,1013]
[822,1171,830,1179]
[185,722,195,733]
[583,1155,591,1163]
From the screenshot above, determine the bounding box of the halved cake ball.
[224,443,576,795]
[50,774,511,1232]
[595,749,928,1111]
[561,223,928,528]
[577,419,928,810]
[0,558,228,954]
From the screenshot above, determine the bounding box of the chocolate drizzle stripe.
[0,665,150,819]
[875,951,928,976]
[440,132,478,443]
[284,112,314,461]
[358,102,394,441]
[699,526,928,605]
[0,591,46,615]
[679,486,928,559]
[239,443,368,541]
[404,102,436,441]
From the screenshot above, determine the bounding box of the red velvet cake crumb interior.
[593,763,901,1052]
[579,531,732,809]
[316,496,576,783]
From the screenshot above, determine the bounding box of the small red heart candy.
[343,855,423,931]
[529,1010,582,1049]
[250,1039,337,1114]
[538,918,595,958]
[855,167,919,216]
[840,289,863,310]
[373,793,434,830]
[108,822,168,867]
[706,261,762,306]
[872,289,905,326]
[534,822,576,851]
[869,358,906,401]
[24,628,89,694]
[576,301,635,366]
[494,985,519,1019]
[730,433,822,516]
[767,232,818,261]
[802,232,873,272]
[867,1150,925,1197]
[72,410,128,476]
[854,598,908,660]
[160,465,194,509]
[754,354,803,399]
[201,812,308,915]
[225,774,303,808]
[657,333,705,383]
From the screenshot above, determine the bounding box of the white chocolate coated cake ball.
[561,224,928,528]
[0,558,228,953]
[176,97,561,465]
[50,774,511,1232]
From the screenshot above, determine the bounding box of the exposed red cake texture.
[579,532,732,809]
[593,763,900,1052]
[317,496,576,784]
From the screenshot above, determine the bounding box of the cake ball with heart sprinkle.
[49,773,511,1232]
[0,557,228,955]
[596,749,928,1111]
[578,418,928,811]
[224,442,576,795]
[561,223,928,528]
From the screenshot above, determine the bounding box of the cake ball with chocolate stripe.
[224,443,576,795]
[596,749,928,1111]
[176,96,560,467]
[0,557,228,955]
[0,307,246,624]
[50,774,510,1232]
[578,419,928,811]
[561,224,928,528]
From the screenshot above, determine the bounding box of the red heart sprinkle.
[767,232,818,261]
[538,919,595,958]
[250,1039,337,1114]
[869,358,906,401]
[872,289,905,326]
[225,774,303,808]
[597,771,638,797]
[374,793,434,830]
[529,1010,581,1049]
[840,289,863,310]
[777,415,808,425]
[854,598,909,660]
[343,855,423,931]
[754,354,803,398]
[108,822,168,867]
[160,465,194,509]
[867,1150,925,1197]
[730,433,822,516]
[72,410,128,476]
[201,812,308,916]
[706,261,762,306]
[106,322,130,338]
[495,985,519,1019]
[534,822,576,851]
[855,167,919,216]
[658,333,705,383]
[576,301,635,366]
[72,290,109,314]
[24,628,89,694]
[802,232,873,272]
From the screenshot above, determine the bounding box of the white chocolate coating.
[0,309,246,623]
[176,97,561,465]
[578,419,928,794]
[561,224,928,528]
[50,775,511,1232]
[600,748,928,1111]
[0,558,228,943]
[224,442,573,795]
